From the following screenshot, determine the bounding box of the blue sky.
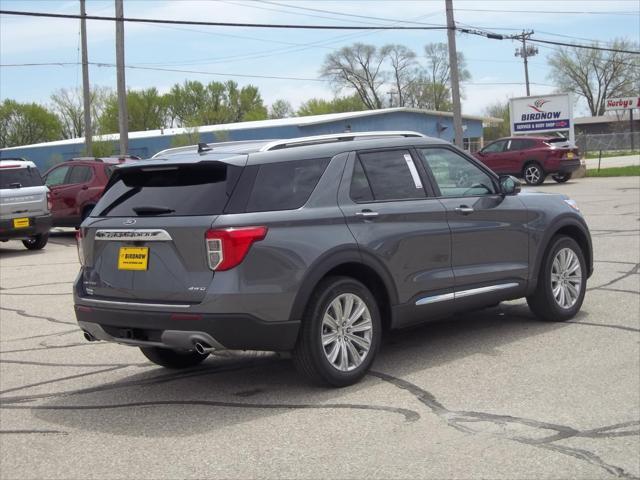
[1,0,638,116]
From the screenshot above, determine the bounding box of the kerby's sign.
[605,97,640,111]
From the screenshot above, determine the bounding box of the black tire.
[527,235,587,322]
[552,173,572,183]
[22,233,49,250]
[292,276,381,387]
[140,347,208,369]
[522,162,546,185]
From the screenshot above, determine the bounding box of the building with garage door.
[0,107,500,170]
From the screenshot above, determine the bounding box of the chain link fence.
[576,132,640,156]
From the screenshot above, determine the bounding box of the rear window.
[0,166,44,189]
[245,158,330,212]
[93,163,242,217]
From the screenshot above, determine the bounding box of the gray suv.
[75,132,593,386]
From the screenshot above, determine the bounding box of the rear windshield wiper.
[132,205,176,215]
[9,182,22,189]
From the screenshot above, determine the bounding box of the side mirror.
[499,175,521,196]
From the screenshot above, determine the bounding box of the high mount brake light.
[205,226,267,271]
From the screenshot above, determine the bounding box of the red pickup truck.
[474,136,581,185]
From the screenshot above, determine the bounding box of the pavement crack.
[0,306,75,326]
[370,370,638,479]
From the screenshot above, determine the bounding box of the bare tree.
[380,44,417,107]
[320,43,387,109]
[50,86,112,139]
[548,39,639,116]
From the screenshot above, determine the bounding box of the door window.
[482,140,507,153]
[44,166,70,187]
[356,150,426,201]
[67,166,93,184]
[420,148,496,197]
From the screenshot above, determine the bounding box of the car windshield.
[0,166,44,189]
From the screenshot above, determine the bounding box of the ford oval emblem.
[123,218,136,225]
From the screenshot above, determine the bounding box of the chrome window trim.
[416,282,519,306]
[94,229,172,241]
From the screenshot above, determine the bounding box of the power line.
[526,37,640,54]
[455,8,639,16]
[0,9,448,30]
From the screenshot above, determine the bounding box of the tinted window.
[67,166,93,184]
[420,148,496,197]
[350,158,374,202]
[246,158,329,212]
[0,166,44,189]
[358,150,425,201]
[94,163,241,217]
[483,141,506,153]
[509,139,536,151]
[45,165,70,187]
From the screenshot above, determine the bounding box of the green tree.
[269,99,295,119]
[0,99,62,148]
[483,101,511,141]
[170,127,201,148]
[548,38,639,116]
[297,94,366,116]
[99,88,167,134]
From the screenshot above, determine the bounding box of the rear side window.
[67,166,93,184]
[509,139,536,150]
[245,158,329,212]
[94,163,241,217]
[0,166,44,188]
[357,150,426,201]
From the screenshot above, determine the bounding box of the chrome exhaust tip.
[194,342,215,355]
[83,331,96,342]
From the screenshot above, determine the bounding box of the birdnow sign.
[509,93,573,136]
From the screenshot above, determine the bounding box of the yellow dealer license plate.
[118,247,149,271]
[12,217,30,228]
[566,152,574,159]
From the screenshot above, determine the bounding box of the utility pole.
[80,0,92,155]
[445,0,464,149]
[514,30,537,97]
[115,0,128,156]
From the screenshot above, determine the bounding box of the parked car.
[474,136,581,185]
[43,156,139,227]
[0,158,52,250]
[74,132,593,387]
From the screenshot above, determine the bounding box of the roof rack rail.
[0,157,28,162]
[259,131,425,152]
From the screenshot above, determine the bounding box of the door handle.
[455,206,474,215]
[355,209,379,218]
[81,185,89,190]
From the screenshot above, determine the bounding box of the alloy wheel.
[321,293,373,372]
[525,165,541,184]
[551,247,582,309]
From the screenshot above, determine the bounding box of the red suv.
[474,136,581,185]
[43,156,139,227]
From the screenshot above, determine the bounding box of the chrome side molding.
[95,229,172,241]
[79,298,190,309]
[416,282,519,306]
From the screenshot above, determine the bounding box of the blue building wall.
[0,111,484,171]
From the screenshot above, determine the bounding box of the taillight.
[205,226,267,271]
[46,191,52,211]
[76,229,84,266]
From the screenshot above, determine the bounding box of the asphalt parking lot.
[1,176,638,480]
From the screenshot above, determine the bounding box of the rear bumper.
[555,159,581,174]
[74,304,300,352]
[0,214,52,241]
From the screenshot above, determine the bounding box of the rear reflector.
[205,226,267,271]
[76,305,92,313]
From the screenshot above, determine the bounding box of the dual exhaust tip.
[82,330,215,355]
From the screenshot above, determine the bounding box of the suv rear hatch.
[80,159,244,304]
[544,137,580,160]
[0,165,48,219]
